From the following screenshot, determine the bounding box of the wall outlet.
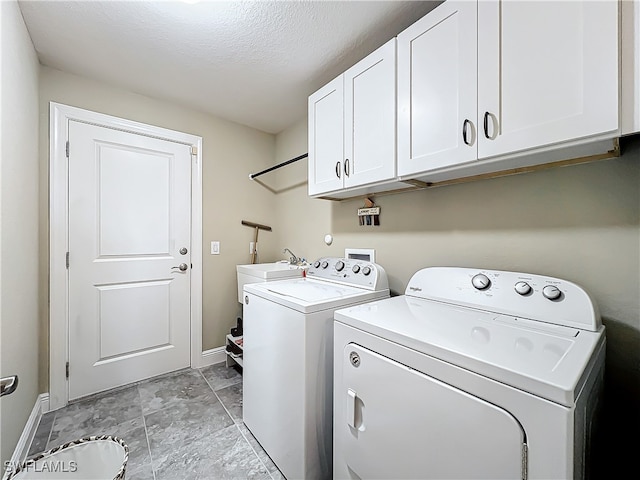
[211,241,220,255]
[249,241,256,254]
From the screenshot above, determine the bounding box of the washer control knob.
[542,285,562,301]
[352,264,361,274]
[514,281,532,296]
[335,260,345,272]
[362,266,372,276]
[321,261,329,269]
[313,260,320,268]
[471,273,491,290]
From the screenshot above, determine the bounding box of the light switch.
[211,241,220,255]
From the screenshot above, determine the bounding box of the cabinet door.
[397,1,478,177]
[478,0,619,159]
[308,76,344,196]
[344,38,397,188]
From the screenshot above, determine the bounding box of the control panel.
[406,267,600,332]
[306,257,389,291]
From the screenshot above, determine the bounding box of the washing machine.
[243,257,389,480]
[333,267,605,480]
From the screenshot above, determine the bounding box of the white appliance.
[334,267,605,480]
[243,257,390,480]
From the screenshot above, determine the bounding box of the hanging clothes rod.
[249,153,308,180]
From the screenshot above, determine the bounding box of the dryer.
[333,267,605,480]
[243,257,389,480]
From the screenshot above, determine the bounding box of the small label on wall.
[357,207,381,216]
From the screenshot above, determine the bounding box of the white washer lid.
[334,295,605,406]
[244,278,389,314]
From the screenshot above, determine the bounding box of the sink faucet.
[283,248,299,265]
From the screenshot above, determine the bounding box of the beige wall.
[275,116,640,475]
[38,67,279,391]
[272,118,332,261]
[0,0,41,466]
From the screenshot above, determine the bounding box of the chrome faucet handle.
[282,248,299,264]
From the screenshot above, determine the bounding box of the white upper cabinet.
[344,39,397,189]
[397,1,478,176]
[398,0,619,179]
[308,76,344,196]
[308,39,396,197]
[309,0,630,199]
[477,0,619,160]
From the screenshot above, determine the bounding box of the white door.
[397,0,478,176]
[338,344,526,480]
[308,75,344,196]
[477,0,618,159]
[68,120,191,400]
[344,38,396,188]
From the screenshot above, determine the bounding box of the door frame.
[49,102,203,410]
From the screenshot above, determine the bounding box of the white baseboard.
[39,392,50,414]
[200,346,226,368]
[3,393,49,479]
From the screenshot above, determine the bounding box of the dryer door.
[339,344,526,479]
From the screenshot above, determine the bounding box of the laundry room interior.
[2,1,639,479]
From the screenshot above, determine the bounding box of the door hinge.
[190,145,198,156]
[65,141,69,158]
[521,443,528,480]
[65,362,69,379]
[65,252,69,269]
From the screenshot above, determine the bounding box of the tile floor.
[27,364,284,480]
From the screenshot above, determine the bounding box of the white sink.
[237,262,305,303]
[236,262,304,278]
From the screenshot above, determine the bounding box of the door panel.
[339,343,525,479]
[97,280,171,359]
[68,120,191,400]
[478,0,618,159]
[98,146,171,255]
[308,76,344,196]
[344,38,396,187]
[397,0,477,176]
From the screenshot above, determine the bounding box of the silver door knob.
[1,375,18,397]
[172,263,188,272]
[179,247,188,255]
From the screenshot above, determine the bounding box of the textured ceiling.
[18,0,440,134]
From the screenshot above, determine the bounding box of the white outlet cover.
[211,241,220,255]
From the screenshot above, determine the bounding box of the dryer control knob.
[542,285,562,300]
[313,260,321,268]
[321,261,329,269]
[362,266,372,276]
[514,281,532,296]
[352,265,361,274]
[335,260,345,272]
[471,273,491,290]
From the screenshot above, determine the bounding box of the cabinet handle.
[344,159,350,177]
[335,161,341,179]
[462,119,475,146]
[483,112,498,140]
[483,112,490,139]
